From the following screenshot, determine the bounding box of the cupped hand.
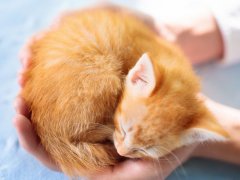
[155,8,224,64]
[13,97,60,171]
[90,144,197,180]
[193,94,240,165]
[14,28,61,171]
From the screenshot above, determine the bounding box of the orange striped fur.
[22,9,228,177]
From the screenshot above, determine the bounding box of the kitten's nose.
[117,147,131,156]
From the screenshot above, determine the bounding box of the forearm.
[193,141,240,165]
[193,99,240,164]
[205,99,240,141]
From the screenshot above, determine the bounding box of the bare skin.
[14,5,240,180]
[156,7,224,64]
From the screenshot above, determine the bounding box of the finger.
[92,144,198,180]
[17,72,25,88]
[18,30,49,88]
[162,144,197,164]
[91,159,160,180]
[14,96,30,118]
[19,30,48,69]
[17,68,28,88]
[13,114,60,171]
[19,38,34,68]
[13,114,39,153]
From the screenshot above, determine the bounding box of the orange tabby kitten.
[22,8,228,177]
[113,54,229,159]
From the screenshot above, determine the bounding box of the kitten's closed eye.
[137,148,147,154]
[127,146,158,158]
[122,147,152,158]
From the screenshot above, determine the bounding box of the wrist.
[205,99,240,141]
[191,96,240,164]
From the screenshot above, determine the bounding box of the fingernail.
[14,97,21,113]
[12,116,19,127]
[17,76,24,88]
[22,58,28,69]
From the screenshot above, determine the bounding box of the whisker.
[154,158,164,180]
[153,146,181,180]
[154,145,188,179]
[159,154,180,179]
[157,159,164,180]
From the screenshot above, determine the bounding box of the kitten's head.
[114,53,228,159]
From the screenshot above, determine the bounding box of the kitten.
[21,8,228,177]
[113,53,229,159]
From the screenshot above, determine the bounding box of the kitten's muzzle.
[116,147,131,156]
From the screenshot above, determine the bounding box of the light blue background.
[0,0,240,179]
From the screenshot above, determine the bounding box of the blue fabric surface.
[0,0,240,179]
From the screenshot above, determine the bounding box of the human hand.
[100,5,224,64]
[199,95,240,142]
[90,144,197,180]
[14,97,60,171]
[192,95,240,165]
[13,15,68,171]
[91,94,240,179]
[14,36,61,171]
[155,8,224,64]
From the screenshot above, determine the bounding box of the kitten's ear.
[126,53,156,98]
[180,113,229,146]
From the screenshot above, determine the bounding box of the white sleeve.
[209,0,240,65]
[137,0,240,65]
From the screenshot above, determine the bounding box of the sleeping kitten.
[21,8,228,177]
[113,53,229,159]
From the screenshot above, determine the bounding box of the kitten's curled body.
[22,9,228,176]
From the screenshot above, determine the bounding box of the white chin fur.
[180,128,227,146]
